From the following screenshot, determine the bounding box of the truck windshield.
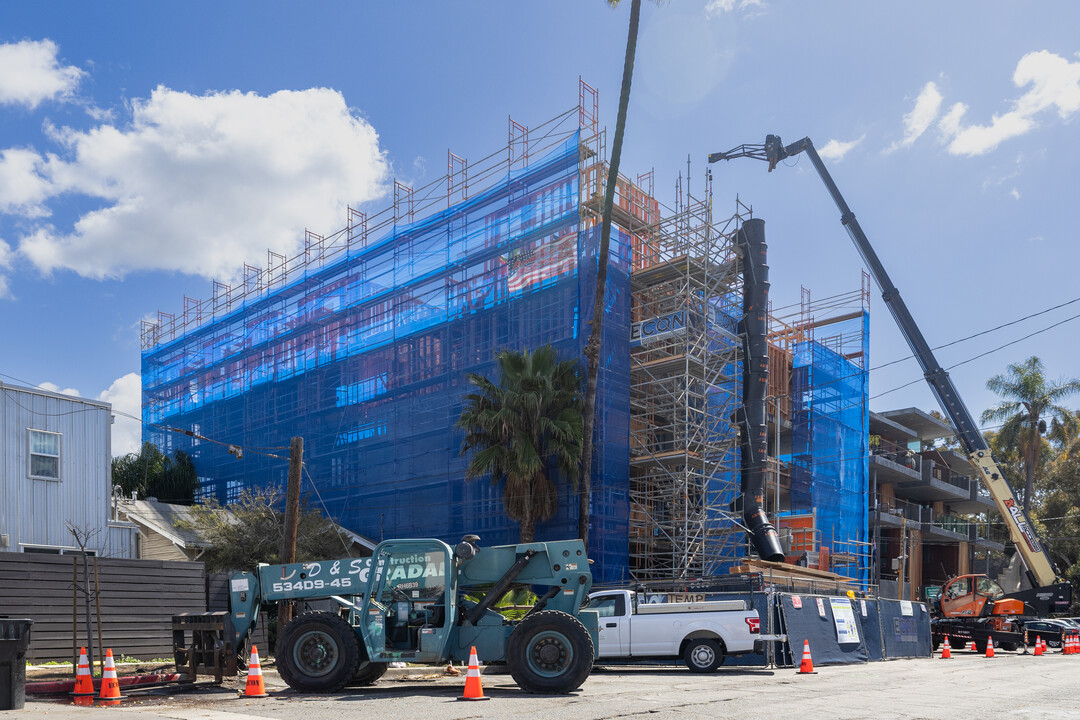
[373,544,447,604]
[976,577,1004,599]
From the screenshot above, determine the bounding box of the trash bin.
[0,619,33,711]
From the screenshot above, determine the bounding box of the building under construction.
[141,83,870,584]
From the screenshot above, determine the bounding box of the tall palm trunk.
[1025,418,1039,515]
[579,0,642,549]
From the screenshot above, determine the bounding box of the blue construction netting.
[142,131,633,583]
[789,310,870,586]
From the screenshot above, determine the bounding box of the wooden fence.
[0,553,207,663]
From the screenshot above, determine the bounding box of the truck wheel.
[948,636,966,650]
[999,642,1018,652]
[506,610,594,694]
[683,639,723,673]
[276,611,360,692]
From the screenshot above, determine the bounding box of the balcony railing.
[873,494,923,523]
[925,457,971,492]
[928,513,967,536]
[870,438,922,472]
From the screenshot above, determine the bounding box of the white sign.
[630,311,685,347]
[859,599,868,617]
[816,597,826,618]
[791,595,803,609]
[830,598,861,645]
[231,577,249,592]
[900,600,914,617]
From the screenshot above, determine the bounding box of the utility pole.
[280,436,303,627]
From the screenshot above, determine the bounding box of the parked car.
[1021,619,1076,648]
[587,589,763,672]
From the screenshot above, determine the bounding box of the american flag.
[506,231,578,293]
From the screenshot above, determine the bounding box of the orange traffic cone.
[1034,637,1044,656]
[796,639,817,674]
[968,640,977,652]
[1066,633,1074,655]
[985,638,995,658]
[940,636,952,659]
[71,647,95,696]
[458,646,489,701]
[98,649,122,700]
[242,645,269,698]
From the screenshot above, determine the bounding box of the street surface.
[15,650,1080,720]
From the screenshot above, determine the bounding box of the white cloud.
[11,86,390,281]
[705,0,765,18]
[0,147,55,217]
[938,102,967,138]
[889,82,943,151]
[817,135,865,162]
[0,239,11,299]
[1010,188,1021,200]
[0,39,85,109]
[37,381,80,397]
[98,373,142,455]
[942,51,1080,156]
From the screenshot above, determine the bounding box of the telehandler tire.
[276,611,360,692]
[349,654,388,686]
[506,610,594,694]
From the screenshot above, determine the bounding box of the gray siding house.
[0,381,137,556]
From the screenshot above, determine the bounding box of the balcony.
[872,494,925,528]
[948,485,999,515]
[869,438,922,483]
[924,512,968,541]
[891,456,971,503]
[972,521,1008,552]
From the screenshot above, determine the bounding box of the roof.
[878,407,955,442]
[337,525,377,552]
[0,380,111,411]
[116,498,212,549]
[117,497,376,553]
[869,411,918,443]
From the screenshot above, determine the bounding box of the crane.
[709,136,1070,619]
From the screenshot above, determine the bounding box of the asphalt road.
[14,650,1080,720]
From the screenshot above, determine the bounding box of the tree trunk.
[520,499,535,544]
[578,0,642,551]
[1024,420,1039,515]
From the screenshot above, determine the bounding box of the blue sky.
[1,1,1078,456]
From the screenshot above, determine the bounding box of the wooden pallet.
[732,559,860,592]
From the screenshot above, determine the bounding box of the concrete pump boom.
[709,135,1065,592]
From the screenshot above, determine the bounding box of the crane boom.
[709,135,1063,590]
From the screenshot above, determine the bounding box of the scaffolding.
[140,81,657,584]
[771,277,873,585]
[624,178,747,581]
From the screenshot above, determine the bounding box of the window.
[29,430,60,479]
[944,577,969,599]
[976,577,1004,599]
[588,595,624,618]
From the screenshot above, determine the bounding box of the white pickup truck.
[587,589,763,672]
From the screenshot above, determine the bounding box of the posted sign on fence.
[830,598,861,645]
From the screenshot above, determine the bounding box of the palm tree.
[580,0,643,550]
[457,346,584,543]
[981,356,1080,514]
